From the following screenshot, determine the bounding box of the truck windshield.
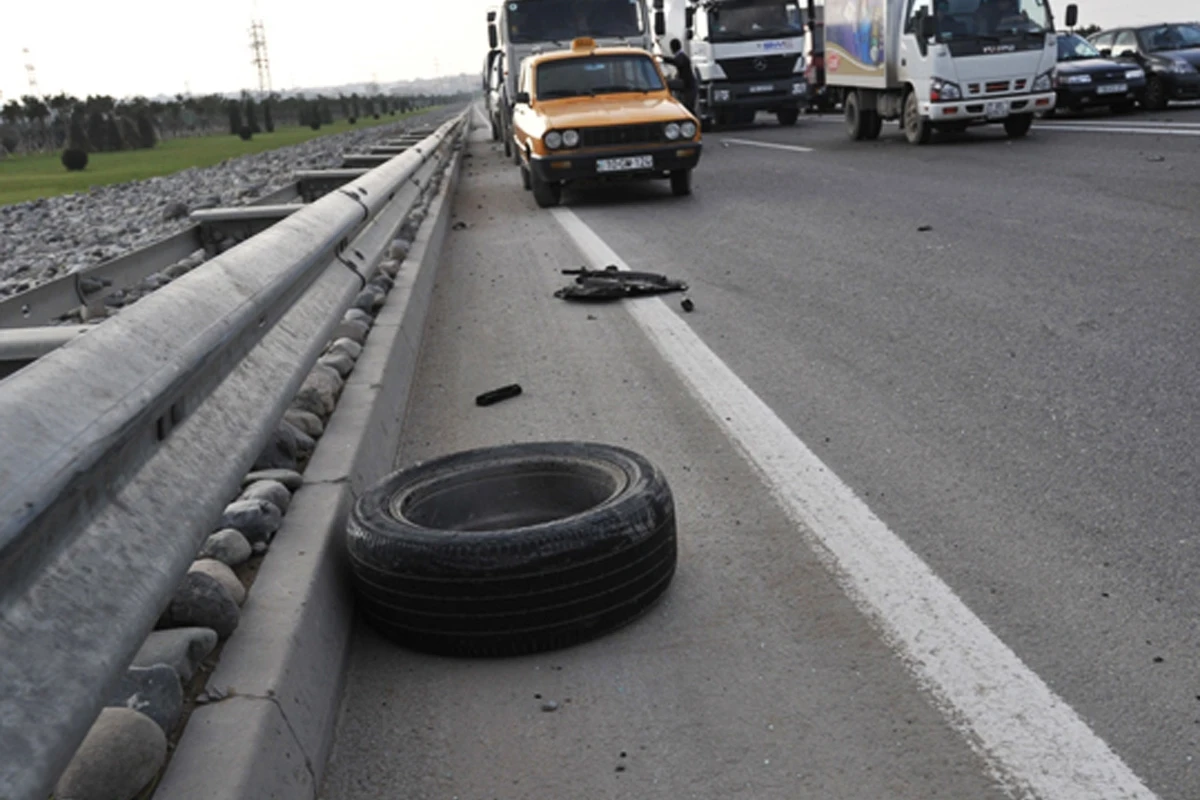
[506,0,645,44]
[934,0,1051,40]
[536,54,665,98]
[707,0,805,43]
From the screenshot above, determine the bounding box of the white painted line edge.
[1038,123,1200,137]
[719,137,815,152]
[552,206,1160,800]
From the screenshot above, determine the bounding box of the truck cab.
[825,0,1076,144]
[662,0,809,127]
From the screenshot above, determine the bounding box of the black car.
[1088,23,1200,110]
[1052,33,1146,113]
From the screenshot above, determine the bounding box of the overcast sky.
[1,0,1195,102]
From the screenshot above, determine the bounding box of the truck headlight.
[930,77,962,101]
[1125,68,1145,80]
[713,88,731,102]
[680,120,697,138]
[544,131,563,149]
[562,129,580,147]
[1033,70,1054,92]
[664,122,682,141]
[791,81,807,95]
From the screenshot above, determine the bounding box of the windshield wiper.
[590,85,652,94]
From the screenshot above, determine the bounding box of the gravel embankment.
[0,118,433,300]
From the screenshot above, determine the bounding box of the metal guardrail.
[0,110,467,800]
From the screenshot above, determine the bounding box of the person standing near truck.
[670,38,698,114]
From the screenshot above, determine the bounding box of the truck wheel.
[345,441,678,657]
[844,91,866,140]
[531,171,561,208]
[1003,114,1033,138]
[776,108,800,126]
[903,91,932,145]
[670,169,692,196]
[864,111,883,140]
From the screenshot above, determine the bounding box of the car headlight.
[680,120,697,138]
[1062,73,1092,85]
[1032,70,1054,92]
[562,129,580,147]
[930,77,962,101]
[544,131,563,149]
[1125,68,1145,80]
[1167,60,1196,74]
[664,122,682,141]
[713,88,731,102]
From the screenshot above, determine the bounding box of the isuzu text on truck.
[660,0,809,127]
[823,0,1078,144]
[486,0,665,160]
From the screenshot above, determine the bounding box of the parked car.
[485,51,506,142]
[510,38,702,208]
[1050,32,1146,114]
[1088,23,1200,110]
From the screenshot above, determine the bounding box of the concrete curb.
[153,126,466,800]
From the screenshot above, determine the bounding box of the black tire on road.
[670,169,692,196]
[345,441,678,657]
[521,163,532,191]
[864,109,883,140]
[776,107,800,126]
[1004,113,1033,138]
[845,90,866,140]
[531,170,562,207]
[904,90,932,145]
[1144,76,1167,111]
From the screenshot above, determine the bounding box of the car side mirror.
[1064,4,1078,29]
[515,92,531,105]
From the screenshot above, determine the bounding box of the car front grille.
[578,124,666,148]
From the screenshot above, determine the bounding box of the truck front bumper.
[530,143,703,183]
[923,91,1056,122]
[707,78,808,109]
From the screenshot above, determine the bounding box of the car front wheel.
[531,170,562,208]
[670,169,692,197]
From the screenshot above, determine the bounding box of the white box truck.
[660,0,809,127]
[823,0,1077,143]
[487,0,665,160]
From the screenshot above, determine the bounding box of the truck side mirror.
[653,0,663,8]
[920,12,937,40]
[655,10,666,37]
[515,92,531,105]
[1064,4,1078,29]
[685,7,694,28]
[807,0,817,32]
[488,25,498,50]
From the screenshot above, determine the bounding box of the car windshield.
[934,0,1050,40]
[1138,23,1200,52]
[506,0,644,44]
[707,0,805,42]
[1057,33,1101,60]
[536,54,665,99]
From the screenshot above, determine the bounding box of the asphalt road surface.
[320,106,1200,799]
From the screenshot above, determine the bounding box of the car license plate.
[749,84,775,94]
[1096,82,1128,95]
[596,155,653,173]
[986,100,1009,120]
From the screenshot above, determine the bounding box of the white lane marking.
[718,137,815,152]
[1044,119,1200,129]
[1038,123,1200,137]
[552,206,1161,800]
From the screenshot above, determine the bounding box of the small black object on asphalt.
[681,298,695,313]
[555,265,688,302]
[451,221,468,230]
[475,383,522,406]
[918,225,933,232]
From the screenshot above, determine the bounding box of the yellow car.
[510,38,703,208]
